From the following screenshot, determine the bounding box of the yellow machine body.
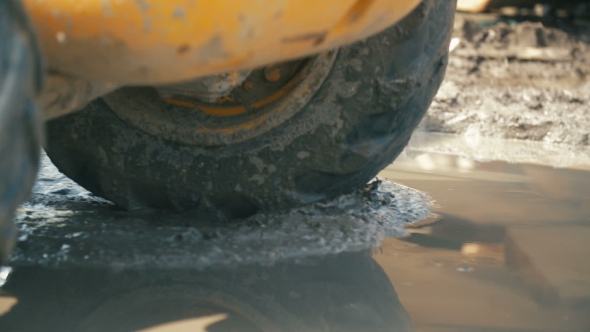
[24,0,422,84]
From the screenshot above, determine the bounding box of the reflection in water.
[400,213,560,308]
[0,267,11,287]
[377,150,590,332]
[0,251,413,332]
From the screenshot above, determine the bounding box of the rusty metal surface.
[23,0,421,84]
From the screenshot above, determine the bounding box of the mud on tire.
[45,0,456,219]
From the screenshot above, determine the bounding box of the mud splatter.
[10,154,432,270]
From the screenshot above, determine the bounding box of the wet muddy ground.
[11,154,432,269]
[2,138,589,331]
[378,149,590,332]
[422,12,590,146]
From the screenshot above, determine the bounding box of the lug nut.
[264,66,281,82]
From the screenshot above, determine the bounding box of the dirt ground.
[421,10,590,146]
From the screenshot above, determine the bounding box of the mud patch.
[406,131,590,168]
[10,155,432,269]
[421,15,590,146]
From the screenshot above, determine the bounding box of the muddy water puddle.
[0,135,589,331]
[377,139,590,332]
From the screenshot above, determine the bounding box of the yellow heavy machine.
[0,0,456,258]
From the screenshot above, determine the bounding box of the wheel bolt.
[264,66,281,82]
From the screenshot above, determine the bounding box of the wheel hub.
[103,51,337,147]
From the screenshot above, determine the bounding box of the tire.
[0,0,43,260]
[45,0,455,218]
[0,251,413,332]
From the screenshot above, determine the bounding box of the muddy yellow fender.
[24,0,422,85]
